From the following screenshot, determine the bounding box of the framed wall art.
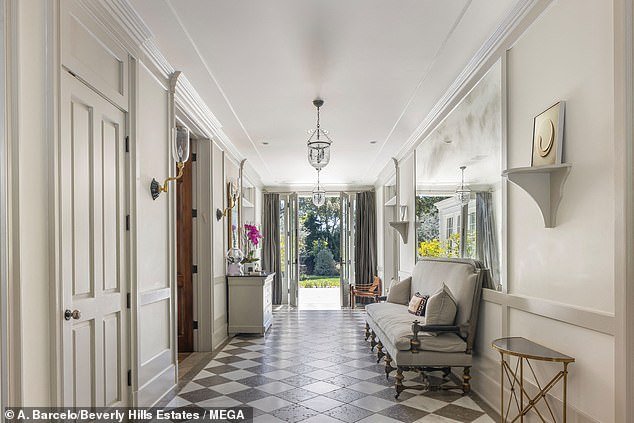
[531,101,565,166]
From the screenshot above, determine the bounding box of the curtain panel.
[476,192,500,290]
[354,191,377,285]
[262,193,282,304]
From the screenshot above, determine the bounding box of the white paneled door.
[60,72,128,407]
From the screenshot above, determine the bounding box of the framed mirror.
[415,60,503,290]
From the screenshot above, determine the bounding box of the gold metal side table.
[492,337,574,422]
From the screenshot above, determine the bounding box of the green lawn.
[299,276,340,288]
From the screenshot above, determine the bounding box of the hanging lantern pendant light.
[312,169,326,207]
[307,99,332,170]
[455,166,471,206]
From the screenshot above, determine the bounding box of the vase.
[227,262,243,276]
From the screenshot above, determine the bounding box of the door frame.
[1,0,21,408]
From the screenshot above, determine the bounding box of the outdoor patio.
[298,287,341,310]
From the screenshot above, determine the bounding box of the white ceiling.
[130,0,517,187]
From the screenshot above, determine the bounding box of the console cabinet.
[227,273,274,335]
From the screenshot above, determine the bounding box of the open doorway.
[297,195,342,309]
[176,135,196,363]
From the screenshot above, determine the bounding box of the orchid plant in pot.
[242,223,263,273]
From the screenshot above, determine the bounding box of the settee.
[364,257,485,398]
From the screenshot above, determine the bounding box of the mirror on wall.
[415,60,502,290]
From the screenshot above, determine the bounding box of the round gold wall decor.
[537,119,555,157]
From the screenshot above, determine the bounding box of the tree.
[299,197,341,274]
[314,247,337,276]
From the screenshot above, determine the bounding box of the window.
[446,217,454,238]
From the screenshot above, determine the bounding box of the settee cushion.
[424,283,458,327]
[366,302,466,352]
[410,259,481,337]
[387,277,411,305]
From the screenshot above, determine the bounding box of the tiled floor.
[167,310,497,422]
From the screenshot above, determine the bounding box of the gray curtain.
[354,191,377,285]
[476,192,499,290]
[262,193,282,304]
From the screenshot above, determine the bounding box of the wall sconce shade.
[150,126,190,200]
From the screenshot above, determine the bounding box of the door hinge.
[192,209,198,218]
[126,293,130,309]
[193,320,199,330]
[125,136,129,153]
[192,265,198,274]
[192,153,197,162]
[125,215,130,231]
[127,370,132,387]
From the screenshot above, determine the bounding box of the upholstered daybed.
[364,258,485,398]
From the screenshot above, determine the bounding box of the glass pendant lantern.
[307,99,332,170]
[312,170,326,207]
[455,166,471,206]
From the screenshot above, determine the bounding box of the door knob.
[64,309,81,321]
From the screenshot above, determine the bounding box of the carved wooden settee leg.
[376,341,385,363]
[364,323,370,341]
[395,367,405,399]
[370,331,377,351]
[462,367,471,394]
[442,367,451,378]
[384,353,396,380]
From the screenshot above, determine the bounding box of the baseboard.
[213,322,228,350]
[469,355,602,423]
[136,364,177,407]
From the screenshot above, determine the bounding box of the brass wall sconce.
[216,181,239,220]
[150,126,190,200]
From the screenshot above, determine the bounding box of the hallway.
[165,310,497,422]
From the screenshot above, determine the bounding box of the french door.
[60,71,129,407]
[287,194,299,307]
[340,193,355,306]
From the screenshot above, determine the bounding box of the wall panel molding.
[482,290,615,336]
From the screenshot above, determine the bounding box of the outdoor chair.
[350,276,382,309]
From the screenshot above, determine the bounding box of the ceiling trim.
[78,0,256,177]
[164,0,272,179]
[375,0,552,180]
[369,0,473,174]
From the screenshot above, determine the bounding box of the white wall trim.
[482,291,615,336]
[75,0,259,183]
[45,0,61,407]
[0,0,18,409]
[613,0,634,420]
[375,0,553,181]
[3,0,20,407]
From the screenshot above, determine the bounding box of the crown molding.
[375,0,552,181]
[78,0,248,167]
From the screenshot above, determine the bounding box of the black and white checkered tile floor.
[168,310,497,422]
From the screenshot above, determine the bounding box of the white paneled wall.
[381,1,619,421]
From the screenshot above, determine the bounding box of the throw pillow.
[424,283,458,328]
[387,277,411,305]
[407,292,430,316]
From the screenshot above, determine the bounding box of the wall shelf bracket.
[389,221,410,244]
[502,163,571,228]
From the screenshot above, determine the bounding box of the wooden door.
[60,72,128,407]
[176,159,194,352]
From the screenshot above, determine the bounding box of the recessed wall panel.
[103,312,121,406]
[139,300,170,364]
[71,100,93,298]
[72,321,95,407]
